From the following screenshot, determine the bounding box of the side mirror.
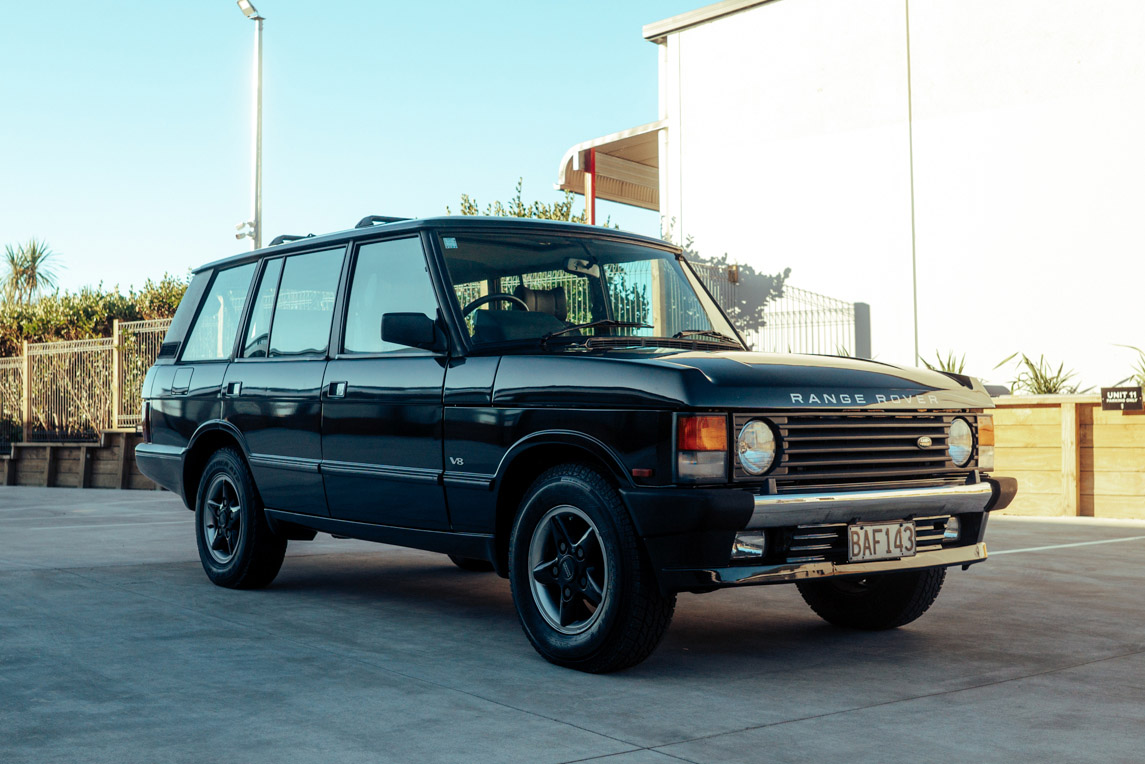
[381,312,441,351]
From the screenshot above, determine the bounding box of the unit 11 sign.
[1101,387,1143,411]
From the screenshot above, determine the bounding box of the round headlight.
[948,417,973,467]
[737,419,777,475]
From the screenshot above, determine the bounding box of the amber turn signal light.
[978,415,995,446]
[677,415,728,452]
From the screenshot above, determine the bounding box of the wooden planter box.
[993,394,1144,519]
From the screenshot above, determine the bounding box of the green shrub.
[922,350,967,374]
[0,273,188,357]
[995,352,1090,395]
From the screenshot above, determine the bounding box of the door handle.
[328,381,347,398]
[223,381,242,396]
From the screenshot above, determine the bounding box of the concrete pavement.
[1,487,1143,763]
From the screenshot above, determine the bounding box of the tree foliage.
[447,178,590,223]
[0,273,188,357]
[3,239,61,304]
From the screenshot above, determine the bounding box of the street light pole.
[237,0,264,251]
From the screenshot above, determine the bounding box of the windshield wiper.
[673,329,741,344]
[542,320,652,344]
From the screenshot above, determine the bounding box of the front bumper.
[623,476,1016,592]
[659,542,988,590]
[744,481,1001,528]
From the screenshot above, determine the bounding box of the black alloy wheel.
[195,448,287,589]
[509,464,675,673]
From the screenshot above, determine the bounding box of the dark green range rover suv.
[137,215,1016,673]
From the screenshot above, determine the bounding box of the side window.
[343,237,440,354]
[181,262,257,362]
[268,248,344,357]
[241,258,283,358]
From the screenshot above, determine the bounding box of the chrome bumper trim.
[677,542,988,587]
[747,482,995,529]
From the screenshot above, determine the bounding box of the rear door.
[157,262,257,455]
[321,235,449,529]
[222,247,346,516]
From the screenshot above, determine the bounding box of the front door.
[321,235,449,529]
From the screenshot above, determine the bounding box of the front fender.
[492,429,634,491]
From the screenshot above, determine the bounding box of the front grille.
[734,412,978,490]
[784,516,950,565]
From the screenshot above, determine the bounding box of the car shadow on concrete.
[237,550,938,678]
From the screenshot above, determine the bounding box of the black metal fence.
[690,266,870,358]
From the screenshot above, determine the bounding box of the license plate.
[847,522,916,562]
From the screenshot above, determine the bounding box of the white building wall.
[658,0,1145,387]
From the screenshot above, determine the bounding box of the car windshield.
[438,231,742,350]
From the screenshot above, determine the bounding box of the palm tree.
[2,239,61,304]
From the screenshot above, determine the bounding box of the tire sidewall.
[509,471,627,663]
[195,450,257,584]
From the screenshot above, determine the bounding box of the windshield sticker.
[443,237,458,249]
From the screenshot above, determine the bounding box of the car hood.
[491,348,993,410]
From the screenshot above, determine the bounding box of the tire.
[448,554,495,573]
[796,568,947,630]
[508,464,675,673]
[194,448,287,590]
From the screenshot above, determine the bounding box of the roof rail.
[269,233,315,246]
[355,215,410,229]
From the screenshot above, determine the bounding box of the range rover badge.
[917,436,933,448]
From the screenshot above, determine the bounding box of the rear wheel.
[448,554,494,573]
[796,568,947,630]
[509,464,675,673]
[195,448,287,589]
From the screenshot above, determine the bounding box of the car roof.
[193,216,678,274]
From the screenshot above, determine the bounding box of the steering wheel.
[461,293,529,317]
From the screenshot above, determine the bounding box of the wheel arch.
[181,421,252,509]
[490,432,633,576]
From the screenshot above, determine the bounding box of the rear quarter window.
[180,263,257,362]
[158,271,210,358]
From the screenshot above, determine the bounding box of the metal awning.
[555,120,665,220]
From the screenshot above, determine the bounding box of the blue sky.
[1,1,695,293]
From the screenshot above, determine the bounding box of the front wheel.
[508,464,675,673]
[195,448,287,589]
[796,568,947,630]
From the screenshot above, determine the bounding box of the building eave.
[643,0,776,43]
[555,119,665,212]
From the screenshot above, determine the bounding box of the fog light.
[943,516,961,542]
[731,531,767,560]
